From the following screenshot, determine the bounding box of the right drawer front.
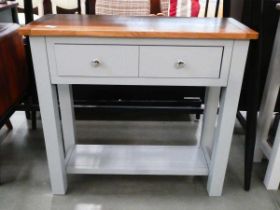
[139,46,223,78]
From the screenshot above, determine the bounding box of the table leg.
[244,60,259,190]
[5,120,13,130]
[254,18,280,164]
[254,73,278,163]
[57,85,76,154]
[257,18,280,189]
[30,37,67,194]
[207,41,249,196]
[264,122,280,189]
[244,102,258,191]
[11,7,19,24]
[201,87,220,155]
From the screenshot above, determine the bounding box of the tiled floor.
[0,112,280,210]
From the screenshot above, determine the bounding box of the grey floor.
[0,112,280,210]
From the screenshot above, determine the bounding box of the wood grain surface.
[18,14,258,39]
[0,23,28,117]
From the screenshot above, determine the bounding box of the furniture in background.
[16,0,43,24]
[19,15,257,196]
[253,3,280,190]
[95,0,151,16]
[52,0,86,14]
[237,0,280,190]
[0,1,37,130]
[0,23,29,130]
[0,3,20,129]
[0,1,18,23]
[237,0,264,191]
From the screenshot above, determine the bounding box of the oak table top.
[18,14,258,40]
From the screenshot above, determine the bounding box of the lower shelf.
[66,144,209,176]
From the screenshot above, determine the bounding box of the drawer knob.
[176,60,185,69]
[91,59,101,67]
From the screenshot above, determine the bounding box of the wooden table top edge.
[17,15,259,40]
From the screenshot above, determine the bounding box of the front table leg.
[30,37,67,194]
[207,41,249,196]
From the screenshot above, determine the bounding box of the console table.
[18,15,258,196]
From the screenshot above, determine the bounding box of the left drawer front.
[54,44,139,77]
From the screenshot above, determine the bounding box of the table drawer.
[54,44,138,77]
[139,46,223,78]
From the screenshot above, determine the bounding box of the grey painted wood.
[30,37,67,195]
[57,85,76,154]
[29,34,250,196]
[201,87,221,163]
[54,44,138,77]
[255,17,280,190]
[0,9,13,22]
[46,37,233,87]
[139,46,223,78]
[207,41,249,196]
[67,145,209,175]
